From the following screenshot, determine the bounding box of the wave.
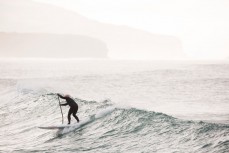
[1,92,229,153]
[53,98,229,152]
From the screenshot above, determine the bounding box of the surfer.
[57,94,80,124]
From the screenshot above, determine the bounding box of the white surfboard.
[38,125,71,130]
[38,119,89,131]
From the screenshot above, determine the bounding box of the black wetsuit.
[58,94,79,124]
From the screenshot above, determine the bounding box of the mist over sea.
[0,59,228,153]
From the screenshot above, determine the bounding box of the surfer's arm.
[60,103,68,106]
[57,94,67,99]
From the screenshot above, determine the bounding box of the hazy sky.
[33,0,229,60]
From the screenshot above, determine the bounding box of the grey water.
[0,59,228,153]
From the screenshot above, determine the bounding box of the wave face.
[0,91,228,153]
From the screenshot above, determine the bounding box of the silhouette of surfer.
[57,94,80,124]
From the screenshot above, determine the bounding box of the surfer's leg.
[68,108,73,124]
[73,109,80,123]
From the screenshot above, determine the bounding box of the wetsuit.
[58,94,79,124]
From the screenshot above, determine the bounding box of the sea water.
[0,59,228,153]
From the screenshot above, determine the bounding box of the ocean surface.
[0,59,228,153]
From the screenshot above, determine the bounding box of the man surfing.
[57,94,80,124]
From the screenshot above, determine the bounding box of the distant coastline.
[0,32,108,58]
[0,0,185,60]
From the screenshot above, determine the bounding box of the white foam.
[95,106,115,118]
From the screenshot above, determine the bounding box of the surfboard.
[38,119,88,131]
[38,125,71,130]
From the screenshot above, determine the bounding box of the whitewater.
[0,59,228,153]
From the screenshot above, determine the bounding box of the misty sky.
[34,0,229,60]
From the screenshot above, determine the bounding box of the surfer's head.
[64,94,70,98]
